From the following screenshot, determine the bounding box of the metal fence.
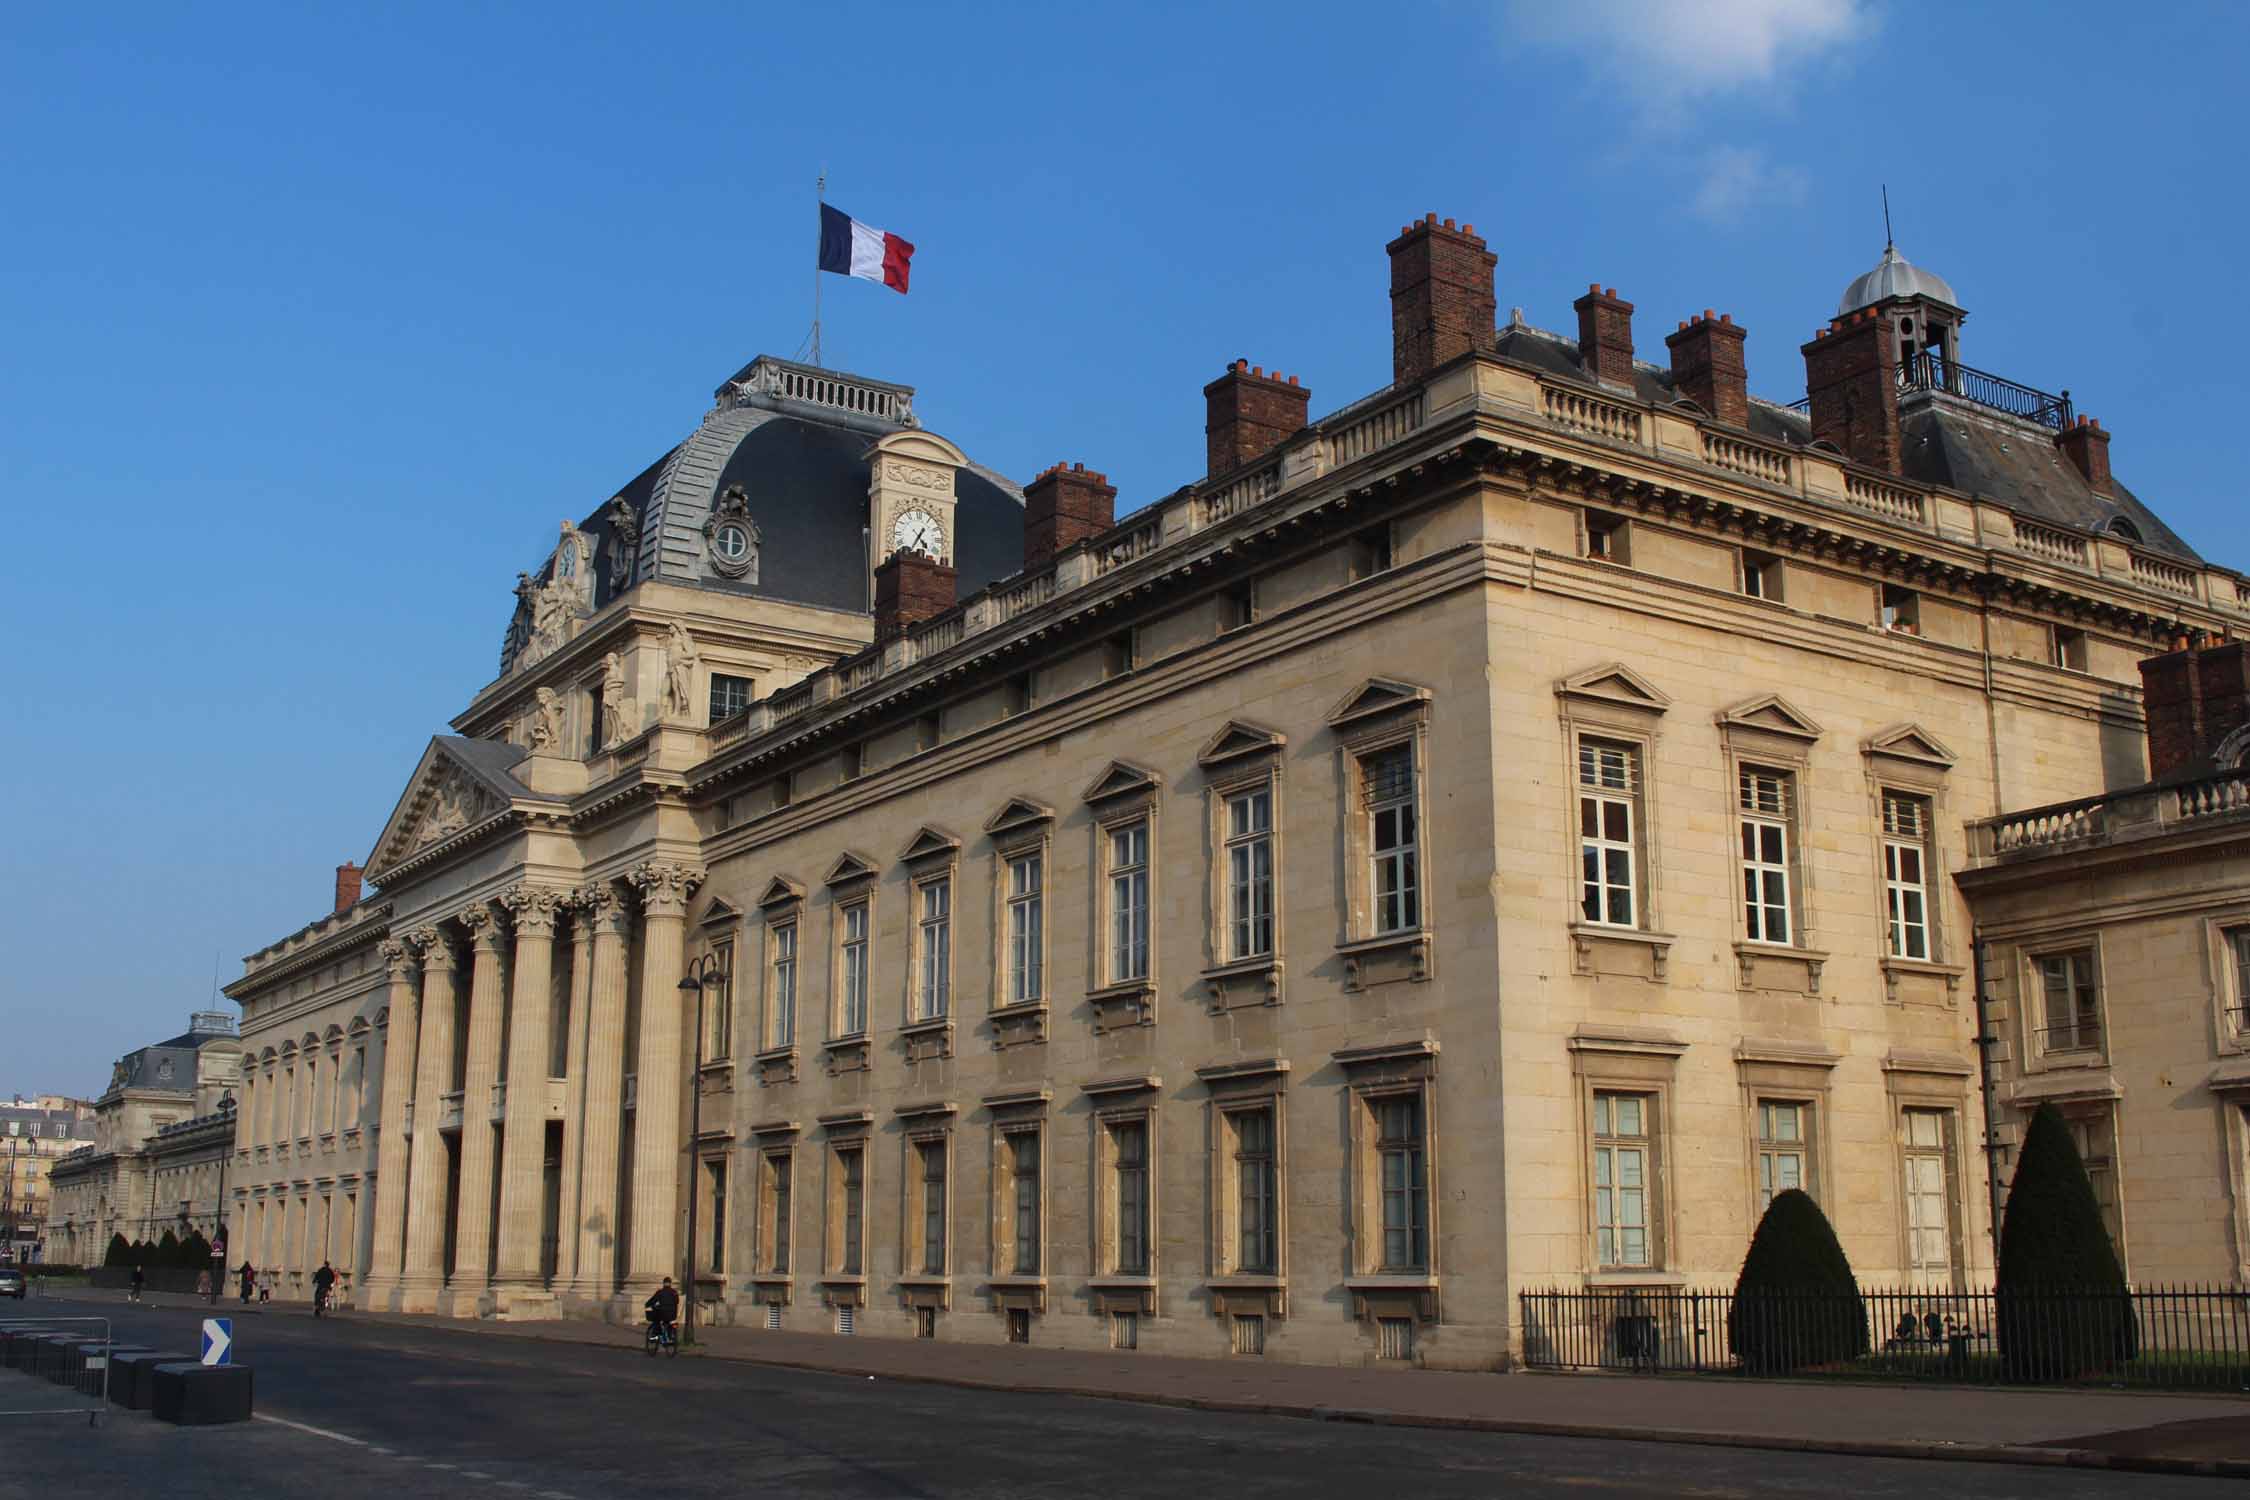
[1522,1285,2250,1390]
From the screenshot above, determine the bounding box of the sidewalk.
[59,1287,2250,1477]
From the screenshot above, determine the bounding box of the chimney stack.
[2055,416,2114,497]
[1800,309,1903,474]
[1204,361,1311,478]
[2139,638,2250,780]
[334,861,363,914]
[1022,462,1118,570]
[1573,284,1637,386]
[1387,214,1497,384]
[1665,311,1749,428]
[873,551,957,641]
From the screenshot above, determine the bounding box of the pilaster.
[625,861,701,1291]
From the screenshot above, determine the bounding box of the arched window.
[2103,516,2144,544]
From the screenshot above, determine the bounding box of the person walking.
[128,1262,145,1304]
[238,1261,255,1304]
[257,1267,273,1304]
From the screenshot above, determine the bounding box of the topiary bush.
[155,1229,180,1266]
[1997,1103,2138,1381]
[179,1230,212,1269]
[103,1233,131,1268]
[1728,1188,1869,1373]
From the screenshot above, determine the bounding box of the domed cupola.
[1837,243,1961,318]
[1836,241,1967,386]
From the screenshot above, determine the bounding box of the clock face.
[891,507,945,559]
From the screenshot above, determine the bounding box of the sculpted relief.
[412,764,498,850]
[500,520,600,675]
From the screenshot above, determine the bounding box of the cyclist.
[644,1276,680,1347]
[312,1260,337,1317]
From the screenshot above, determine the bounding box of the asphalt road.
[0,1295,2223,1498]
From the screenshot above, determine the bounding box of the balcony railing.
[2038,1018,2104,1055]
[1972,768,2250,861]
[1898,350,2073,430]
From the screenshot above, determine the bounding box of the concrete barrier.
[148,1362,253,1425]
[110,1349,198,1411]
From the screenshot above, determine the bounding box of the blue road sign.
[201,1317,233,1367]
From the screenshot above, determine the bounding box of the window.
[764,1152,791,1274]
[1585,510,1630,564]
[1737,766,1794,945]
[1577,740,1641,927]
[1223,582,1256,631]
[1755,1101,1808,1210]
[705,1159,728,1272]
[1008,1129,1041,1275]
[2038,950,2101,1053]
[767,926,796,1049]
[1881,584,1920,634]
[841,742,864,781]
[2066,1111,2122,1254]
[838,1146,864,1275]
[1901,1109,1954,1275]
[708,673,754,724]
[1881,792,1932,961]
[838,903,869,1037]
[1108,821,1150,983]
[2051,627,2088,672]
[1742,550,1784,601]
[1375,1095,1428,1272]
[1226,788,1275,960]
[1005,672,1034,717]
[1005,853,1044,1005]
[713,522,751,562]
[1592,1092,1653,1270]
[1103,631,1135,679]
[1234,1107,1278,1274]
[917,1139,948,1275]
[1364,746,1420,934]
[915,712,941,752]
[1111,1119,1150,1274]
[1353,524,1395,579]
[915,879,951,1020]
[2230,928,2250,1033]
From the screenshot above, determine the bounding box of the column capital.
[627,861,703,917]
[501,885,567,937]
[459,904,507,953]
[572,880,634,938]
[380,938,419,980]
[410,927,458,973]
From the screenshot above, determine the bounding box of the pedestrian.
[257,1267,273,1304]
[238,1261,255,1304]
[128,1262,145,1304]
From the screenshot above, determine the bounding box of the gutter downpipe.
[1971,932,2006,1267]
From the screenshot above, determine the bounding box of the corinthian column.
[625,861,700,1290]
[449,905,508,1298]
[572,883,633,1300]
[363,938,422,1303]
[400,928,460,1304]
[494,885,563,1288]
[553,895,598,1290]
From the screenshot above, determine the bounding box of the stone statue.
[600,651,629,749]
[529,687,564,752]
[662,622,698,721]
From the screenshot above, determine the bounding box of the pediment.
[757,876,806,910]
[1326,677,1432,731]
[899,825,963,863]
[866,428,969,470]
[1196,720,1287,768]
[1862,722,1958,769]
[1554,662,1672,715]
[824,851,879,888]
[983,797,1056,837]
[1715,694,1824,743]
[1082,760,1162,805]
[366,737,532,881]
[697,896,745,929]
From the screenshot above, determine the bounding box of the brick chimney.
[1801,309,1902,474]
[873,550,957,642]
[2055,416,2113,496]
[2139,638,2250,780]
[334,861,363,913]
[1665,311,1749,428]
[1387,214,1497,384]
[1204,361,1311,478]
[1022,462,1118,570]
[1573,285,1636,386]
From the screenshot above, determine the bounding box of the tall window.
[1592,1093,1652,1269]
[1112,1119,1150,1274]
[2066,1112,2122,1253]
[1755,1101,1807,1210]
[918,1140,947,1275]
[768,926,796,1049]
[705,1160,728,1271]
[708,673,753,725]
[1375,1095,1428,1272]
[1005,853,1044,1005]
[838,1146,864,1276]
[1235,1107,1278,1274]
[916,879,951,1020]
[2231,928,2250,1033]
[1882,792,1932,961]
[1226,788,1275,960]
[766,1153,791,1274]
[1365,747,1419,934]
[1577,741,1639,927]
[1010,1130,1041,1275]
[838,903,869,1036]
[1109,821,1150,982]
[1901,1109,1953,1275]
[1738,767,1793,945]
[2038,950,2101,1053]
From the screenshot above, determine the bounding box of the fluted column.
[363,938,422,1300]
[449,905,508,1297]
[626,861,700,1290]
[494,886,563,1288]
[553,896,598,1289]
[572,884,633,1299]
[400,928,460,1301]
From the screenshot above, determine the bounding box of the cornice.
[229,903,395,999]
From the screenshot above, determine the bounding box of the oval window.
[715,523,749,560]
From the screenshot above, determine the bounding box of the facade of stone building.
[233,219,2247,1365]
[44,1014,243,1264]
[3,1098,95,1261]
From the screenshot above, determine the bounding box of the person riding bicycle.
[644,1277,680,1340]
[312,1260,337,1315]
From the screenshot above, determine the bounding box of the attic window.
[1741,550,1784,602]
[2052,627,2088,673]
[2103,517,2143,544]
[1585,511,1631,566]
[1881,585,1920,636]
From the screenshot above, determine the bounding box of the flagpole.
[812,168,826,368]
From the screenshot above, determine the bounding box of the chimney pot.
[2055,412,2114,495]
[1462,223,1474,234]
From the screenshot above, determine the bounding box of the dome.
[1837,244,1960,317]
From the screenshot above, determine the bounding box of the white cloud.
[1501,0,1873,104]
[1690,144,1810,223]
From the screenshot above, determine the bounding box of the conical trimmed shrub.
[103,1233,131,1268]
[1997,1102,2137,1380]
[1728,1188,1868,1372]
[155,1229,180,1266]
[179,1229,212,1269]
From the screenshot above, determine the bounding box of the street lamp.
[678,953,729,1347]
[209,1092,236,1305]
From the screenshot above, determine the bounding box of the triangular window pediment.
[1862,723,1957,769]
[983,797,1056,836]
[366,739,522,880]
[1716,694,1824,743]
[823,851,878,889]
[757,876,806,910]
[1326,677,1432,731]
[1554,663,1672,715]
[698,897,744,929]
[899,825,962,864]
[1082,760,1162,805]
[1196,720,1287,768]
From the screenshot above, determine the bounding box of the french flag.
[818,203,914,294]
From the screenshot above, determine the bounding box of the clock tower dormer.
[867,428,967,573]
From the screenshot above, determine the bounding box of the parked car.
[0,1267,26,1299]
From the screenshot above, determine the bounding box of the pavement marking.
[254,1413,371,1447]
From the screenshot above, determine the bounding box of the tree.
[103,1233,131,1268]
[1728,1188,1868,1373]
[1997,1103,2137,1380]
[155,1229,181,1267]
[180,1229,212,1269]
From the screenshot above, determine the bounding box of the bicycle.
[645,1319,679,1357]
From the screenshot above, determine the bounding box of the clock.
[891,507,945,560]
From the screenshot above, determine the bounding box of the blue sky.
[3,1,2243,1094]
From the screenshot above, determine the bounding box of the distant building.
[2,1098,95,1262]
[44,1013,243,1265]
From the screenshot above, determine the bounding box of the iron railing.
[1898,351,2074,428]
[1522,1285,2250,1389]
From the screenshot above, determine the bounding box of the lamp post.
[677,953,729,1348]
[209,1092,235,1304]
